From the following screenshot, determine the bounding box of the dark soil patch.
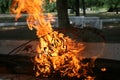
[0,54,120,80]
[1,26,120,43]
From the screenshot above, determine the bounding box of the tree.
[106,0,120,14]
[44,0,56,12]
[86,0,119,14]
[68,0,80,16]
[56,0,71,28]
[68,0,86,16]
[75,0,80,16]
[0,0,11,13]
[82,0,86,15]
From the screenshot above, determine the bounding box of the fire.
[34,34,85,77]
[101,67,107,72]
[10,0,52,37]
[10,0,94,79]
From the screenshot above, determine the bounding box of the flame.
[101,67,107,72]
[10,0,94,78]
[10,0,52,37]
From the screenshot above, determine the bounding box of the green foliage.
[68,0,76,8]
[0,0,12,13]
[104,0,120,8]
[44,0,56,12]
[85,0,104,7]
[68,0,119,9]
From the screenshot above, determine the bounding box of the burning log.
[33,30,86,77]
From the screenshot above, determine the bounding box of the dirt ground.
[0,24,120,80]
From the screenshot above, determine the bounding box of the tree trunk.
[56,0,71,28]
[75,0,80,16]
[108,6,119,14]
[116,8,118,14]
[82,0,86,16]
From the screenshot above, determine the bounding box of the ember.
[101,67,107,72]
[10,0,94,79]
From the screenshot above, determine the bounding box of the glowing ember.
[85,76,95,80]
[101,67,107,72]
[10,0,93,78]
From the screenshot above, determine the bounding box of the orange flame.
[10,0,94,78]
[10,0,52,37]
